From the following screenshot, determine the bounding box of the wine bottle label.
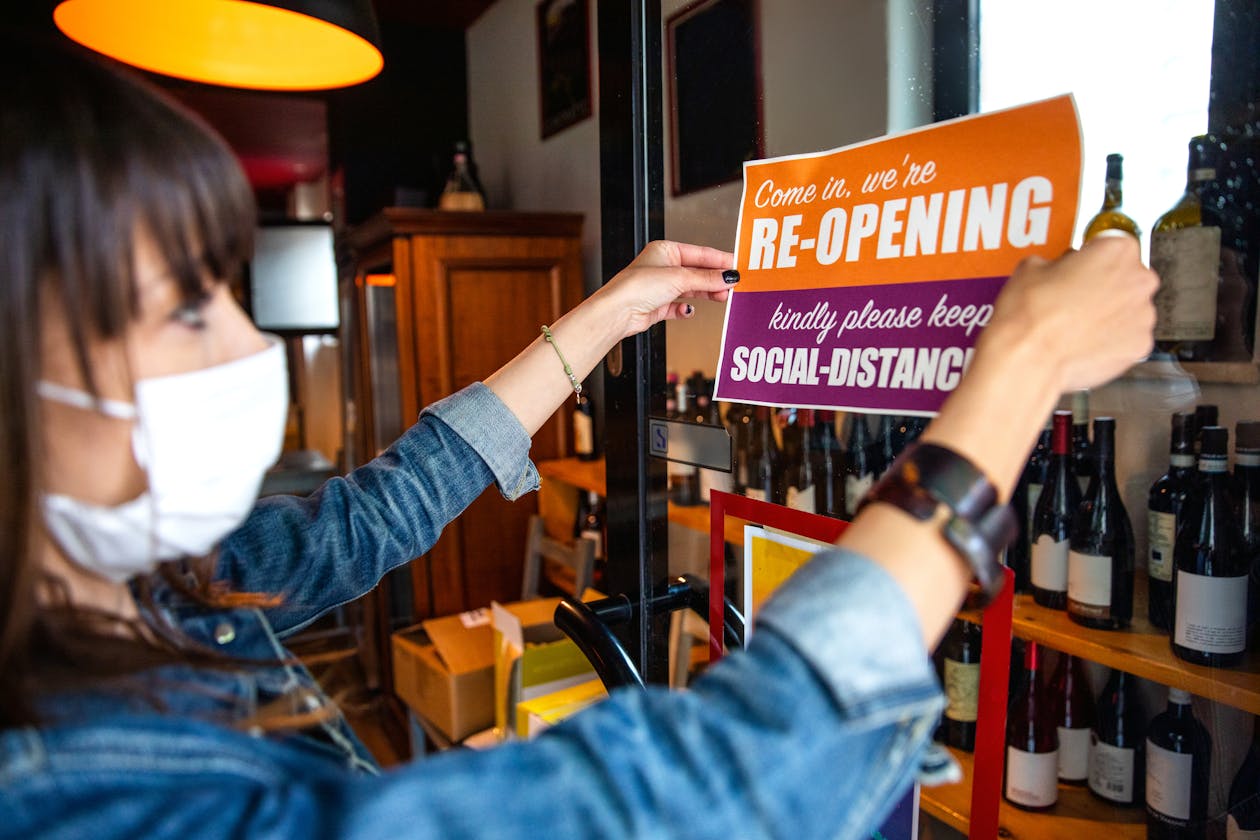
[786,485,816,514]
[1027,482,1044,536]
[845,474,874,513]
[943,659,979,723]
[1005,746,1059,808]
[1146,738,1194,821]
[579,527,604,560]
[1227,815,1260,838]
[1151,226,1222,341]
[1031,535,1069,592]
[1148,510,1176,583]
[1067,551,1113,618]
[1174,570,1248,654]
[1057,726,1091,782]
[745,488,767,503]
[1237,452,1260,467]
[1089,738,1137,803]
[573,412,594,456]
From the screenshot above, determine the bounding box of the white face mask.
[37,337,289,583]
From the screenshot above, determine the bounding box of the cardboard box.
[490,592,602,740]
[391,608,494,742]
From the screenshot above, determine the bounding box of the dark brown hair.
[0,30,273,727]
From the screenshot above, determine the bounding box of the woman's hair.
[0,30,265,727]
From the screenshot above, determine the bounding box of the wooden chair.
[521,514,597,600]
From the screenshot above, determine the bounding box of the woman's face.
[40,229,268,507]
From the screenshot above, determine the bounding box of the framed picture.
[666,0,763,196]
[536,0,593,139]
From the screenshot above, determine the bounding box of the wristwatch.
[859,442,1017,607]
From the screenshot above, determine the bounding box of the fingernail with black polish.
[722,269,740,284]
[683,304,695,316]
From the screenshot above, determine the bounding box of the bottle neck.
[1102,178,1124,210]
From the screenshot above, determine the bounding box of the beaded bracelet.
[541,325,582,403]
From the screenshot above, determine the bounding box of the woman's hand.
[981,233,1158,394]
[598,240,737,339]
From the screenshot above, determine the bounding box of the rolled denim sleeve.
[218,383,538,635]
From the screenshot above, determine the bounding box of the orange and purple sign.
[713,95,1082,415]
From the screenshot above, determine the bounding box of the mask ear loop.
[36,380,138,420]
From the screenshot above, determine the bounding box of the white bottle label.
[744,488,767,503]
[1145,738,1193,821]
[573,412,594,456]
[1089,738,1136,803]
[1031,535,1070,592]
[1174,571,1248,654]
[578,527,603,561]
[943,659,979,723]
[1148,510,1176,583]
[1068,551,1114,619]
[1151,226,1221,341]
[1227,815,1260,838]
[845,474,874,514]
[1005,746,1059,808]
[1057,726,1091,782]
[786,484,816,513]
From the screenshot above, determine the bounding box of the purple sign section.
[714,275,1008,415]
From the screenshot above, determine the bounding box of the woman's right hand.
[980,233,1159,395]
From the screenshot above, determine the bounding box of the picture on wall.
[667,0,763,195]
[536,0,593,139]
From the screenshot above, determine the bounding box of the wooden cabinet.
[345,209,585,619]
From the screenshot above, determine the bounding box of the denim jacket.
[0,383,944,840]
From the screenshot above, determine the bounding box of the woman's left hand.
[600,240,737,338]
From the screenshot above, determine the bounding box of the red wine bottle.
[1227,716,1260,837]
[1048,651,1094,785]
[728,403,753,495]
[1012,420,1053,594]
[1173,425,1249,666]
[812,410,843,518]
[1089,668,1145,807]
[748,405,783,505]
[1068,417,1135,630]
[843,413,877,517]
[1031,410,1080,610]
[786,409,817,513]
[1193,405,1218,452]
[1004,641,1059,811]
[1145,687,1211,840]
[573,387,597,461]
[941,618,981,752]
[1148,413,1198,631]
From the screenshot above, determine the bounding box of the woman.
[0,31,1157,840]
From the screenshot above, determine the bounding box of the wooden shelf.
[538,457,746,546]
[959,578,1260,716]
[921,745,1145,838]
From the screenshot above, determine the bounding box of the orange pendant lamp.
[53,0,383,90]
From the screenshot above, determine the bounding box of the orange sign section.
[734,95,1082,292]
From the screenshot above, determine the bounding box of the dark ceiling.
[8,1,497,194]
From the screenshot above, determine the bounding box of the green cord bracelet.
[541,325,582,403]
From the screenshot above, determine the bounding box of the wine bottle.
[1172,425,1249,666]
[577,490,606,566]
[1048,651,1094,785]
[1235,421,1260,646]
[786,409,817,513]
[1227,716,1260,838]
[748,405,783,505]
[1004,641,1059,811]
[1013,418,1053,594]
[669,379,701,507]
[843,414,877,517]
[875,414,898,478]
[1193,405,1218,453]
[697,381,732,501]
[1071,390,1094,494]
[438,140,487,211]
[1083,152,1142,242]
[813,410,843,518]
[1148,413,1198,630]
[1089,668,1145,807]
[1031,410,1078,609]
[1151,135,1223,360]
[941,618,981,752]
[728,403,752,495]
[573,388,596,462]
[1145,687,1211,840]
[1068,417,1135,630]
